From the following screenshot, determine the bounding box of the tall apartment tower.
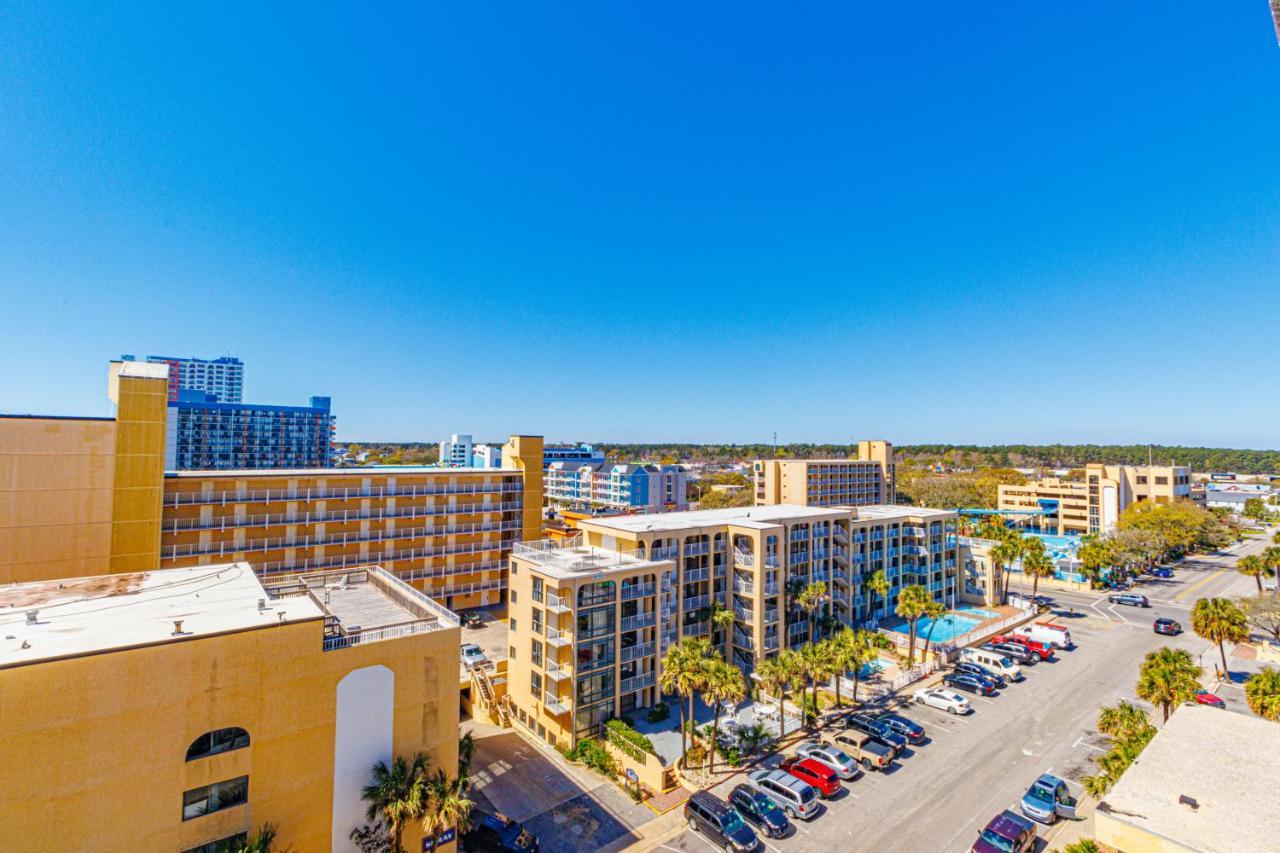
[754,440,896,507]
[164,392,335,470]
[439,434,475,466]
[122,354,244,403]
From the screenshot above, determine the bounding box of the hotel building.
[544,462,689,514]
[505,503,957,748]
[122,354,245,403]
[998,463,1193,536]
[1,362,545,611]
[753,441,896,507]
[0,562,460,853]
[166,391,336,471]
[543,443,606,466]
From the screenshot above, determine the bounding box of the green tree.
[659,637,714,767]
[1020,536,1056,601]
[826,628,860,708]
[421,770,473,852]
[795,581,829,645]
[1062,840,1101,853]
[457,731,476,780]
[865,570,889,621]
[707,600,735,644]
[990,533,1024,603]
[1240,594,1280,644]
[895,584,932,664]
[1264,546,1280,597]
[704,658,747,772]
[1244,497,1269,521]
[360,753,430,853]
[918,599,947,659]
[1077,535,1113,587]
[1096,701,1153,742]
[1238,555,1271,598]
[236,824,282,853]
[756,651,803,738]
[1244,666,1280,722]
[796,642,830,728]
[1135,647,1202,722]
[1191,597,1249,678]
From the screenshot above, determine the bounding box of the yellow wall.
[502,435,544,542]
[108,370,168,573]
[1095,811,1197,853]
[0,617,460,852]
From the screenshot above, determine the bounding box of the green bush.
[645,703,670,723]
[563,738,618,777]
[605,719,656,762]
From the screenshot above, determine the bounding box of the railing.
[763,635,780,651]
[622,642,655,662]
[165,479,522,506]
[163,499,524,533]
[733,579,755,595]
[543,691,570,714]
[162,520,520,559]
[652,545,679,560]
[682,594,709,611]
[546,592,571,613]
[622,582,656,600]
[733,628,755,648]
[764,555,781,568]
[684,566,709,582]
[684,620,710,637]
[620,612,656,632]
[713,563,727,578]
[763,608,779,623]
[683,541,709,557]
[322,619,437,651]
[789,552,809,566]
[764,581,780,595]
[546,627,572,646]
[543,661,571,680]
[733,604,754,621]
[620,672,655,694]
[733,549,755,568]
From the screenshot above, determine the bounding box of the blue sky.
[2,3,1277,446]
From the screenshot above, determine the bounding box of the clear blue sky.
[2,3,1278,446]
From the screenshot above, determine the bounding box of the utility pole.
[772,431,777,457]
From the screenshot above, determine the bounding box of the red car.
[1195,690,1226,709]
[993,634,1055,661]
[780,756,841,798]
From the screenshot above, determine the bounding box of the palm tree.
[421,770,473,852]
[1191,597,1249,679]
[1135,647,1202,722]
[1021,538,1055,602]
[795,581,829,645]
[457,731,476,780]
[235,824,280,853]
[846,629,890,705]
[1063,840,1101,853]
[660,637,713,767]
[798,641,832,728]
[895,584,931,664]
[865,570,889,622]
[704,658,747,772]
[756,650,802,738]
[1238,555,1269,597]
[708,600,735,647]
[990,534,1023,603]
[918,599,946,661]
[736,721,770,755]
[1096,701,1152,741]
[827,628,861,708]
[1081,771,1113,799]
[361,753,430,853]
[1244,666,1280,721]
[1263,546,1280,597]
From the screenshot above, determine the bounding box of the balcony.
[683,542,709,557]
[733,549,755,569]
[651,545,679,560]
[733,628,755,648]
[713,564,727,578]
[622,642,655,662]
[733,603,754,622]
[763,555,781,569]
[620,612,656,632]
[812,547,829,560]
[165,479,523,506]
[546,627,572,648]
[733,578,755,595]
[812,568,831,582]
[620,672,656,694]
[544,691,571,715]
[788,553,809,566]
[543,661,571,681]
[763,608,779,624]
[682,594,710,612]
[622,582,656,601]
[684,620,711,637]
[763,635,780,651]
[684,566,710,583]
[546,592,571,614]
[763,581,780,595]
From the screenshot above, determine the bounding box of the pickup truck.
[992,633,1055,662]
[827,730,895,772]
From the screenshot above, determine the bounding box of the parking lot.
[658,584,1245,853]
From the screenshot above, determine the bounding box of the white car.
[794,740,862,780]
[913,687,972,715]
[460,643,490,669]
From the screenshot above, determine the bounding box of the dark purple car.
[971,810,1036,853]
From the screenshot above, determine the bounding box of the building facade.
[439,434,475,467]
[166,391,336,471]
[505,503,957,749]
[753,441,896,507]
[122,354,245,403]
[543,443,606,467]
[998,463,1193,536]
[544,462,689,514]
[0,563,460,853]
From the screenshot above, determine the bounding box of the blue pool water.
[886,611,981,643]
[955,603,1000,620]
[856,657,894,678]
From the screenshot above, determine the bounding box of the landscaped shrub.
[605,718,657,763]
[646,703,670,723]
[563,738,619,777]
[686,744,706,768]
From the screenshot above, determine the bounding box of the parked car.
[684,791,760,852]
[779,756,841,798]
[943,672,997,696]
[1015,621,1074,651]
[827,730,895,772]
[745,769,821,820]
[1195,689,1226,709]
[874,712,926,744]
[1153,617,1182,636]
[983,640,1034,666]
[461,643,490,669]
[794,740,861,780]
[1105,577,1132,590]
[1150,567,1174,579]
[1018,774,1078,825]
[913,687,972,715]
[995,633,1056,661]
[1110,593,1151,608]
[972,810,1037,853]
[842,712,908,755]
[460,810,539,852]
[954,660,1007,689]
[461,612,485,629]
[729,784,791,839]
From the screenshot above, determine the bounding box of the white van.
[1017,621,1074,651]
[961,647,1024,682]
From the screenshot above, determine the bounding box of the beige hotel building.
[753,441,895,507]
[998,463,1193,536]
[505,502,956,748]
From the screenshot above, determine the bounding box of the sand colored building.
[753,441,895,507]
[0,563,460,852]
[998,463,1193,535]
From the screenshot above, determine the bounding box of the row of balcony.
[164,479,523,506]
[164,499,524,533]
[162,521,520,559]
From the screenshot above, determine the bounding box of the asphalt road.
[658,535,1266,853]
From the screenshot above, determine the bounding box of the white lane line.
[1072,735,1106,752]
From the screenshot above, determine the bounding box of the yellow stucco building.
[998,463,1193,535]
[0,562,461,852]
[753,441,896,507]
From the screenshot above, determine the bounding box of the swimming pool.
[955,603,1000,620]
[886,611,981,643]
[856,657,894,679]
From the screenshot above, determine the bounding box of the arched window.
[186,727,250,761]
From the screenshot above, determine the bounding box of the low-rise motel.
[0,563,461,853]
[505,503,965,750]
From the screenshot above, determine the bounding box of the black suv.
[843,712,907,756]
[460,810,538,852]
[981,642,1036,664]
[729,783,791,839]
[685,791,760,852]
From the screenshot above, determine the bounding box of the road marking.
[1072,735,1106,752]
[1175,568,1226,602]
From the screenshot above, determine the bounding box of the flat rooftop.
[166,466,519,478]
[581,504,849,533]
[1099,705,1280,853]
[0,564,322,668]
[511,541,670,578]
[850,504,955,520]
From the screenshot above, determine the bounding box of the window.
[532,608,543,634]
[530,672,542,697]
[576,606,615,640]
[184,834,248,853]
[578,581,616,607]
[509,645,517,659]
[532,640,543,668]
[186,727,250,761]
[511,590,518,603]
[532,577,544,602]
[509,618,517,634]
[182,776,249,821]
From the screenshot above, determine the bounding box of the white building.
[545,462,689,513]
[438,433,474,467]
